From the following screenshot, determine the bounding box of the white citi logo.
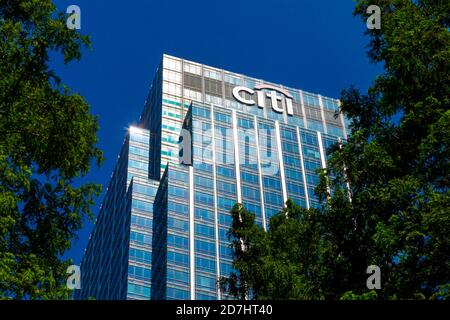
[232,84,294,116]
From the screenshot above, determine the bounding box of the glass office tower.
[75,54,348,300]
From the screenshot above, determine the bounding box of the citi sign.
[232,84,294,116]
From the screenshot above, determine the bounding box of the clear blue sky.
[51,0,381,265]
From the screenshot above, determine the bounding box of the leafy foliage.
[222,0,449,300]
[0,0,102,299]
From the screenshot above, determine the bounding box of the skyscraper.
[74,54,348,300]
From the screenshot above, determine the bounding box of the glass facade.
[75,54,348,300]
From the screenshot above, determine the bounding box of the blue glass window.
[128,283,150,298]
[134,184,157,197]
[195,207,214,221]
[282,141,298,153]
[265,192,283,205]
[168,217,189,232]
[194,162,213,173]
[129,146,148,158]
[195,191,214,206]
[283,155,301,167]
[169,170,189,183]
[216,181,236,194]
[192,106,211,119]
[128,265,151,280]
[168,234,189,248]
[215,112,231,124]
[284,168,303,180]
[131,215,153,229]
[308,120,324,132]
[303,147,321,160]
[262,177,281,189]
[301,132,319,146]
[167,251,189,266]
[195,239,215,255]
[167,288,189,300]
[304,159,321,171]
[327,124,344,137]
[306,173,320,185]
[167,268,189,284]
[220,263,233,276]
[241,186,260,200]
[240,171,259,184]
[168,201,189,214]
[281,129,296,140]
[196,275,217,290]
[303,93,320,107]
[242,202,261,215]
[237,118,253,129]
[287,183,305,196]
[322,98,339,111]
[216,166,235,178]
[219,244,233,258]
[130,231,152,245]
[291,197,307,208]
[129,159,148,171]
[217,197,236,210]
[129,248,152,264]
[195,176,214,189]
[168,186,189,198]
[218,213,232,226]
[195,223,215,237]
[132,199,153,212]
[197,293,216,300]
[196,257,216,272]
[218,228,229,242]
[265,206,280,219]
[129,133,149,145]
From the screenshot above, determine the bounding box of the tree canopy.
[222,0,449,300]
[0,0,102,299]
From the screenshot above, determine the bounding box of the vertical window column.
[232,110,242,203]
[275,121,288,206]
[317,131,331,199]
[189,165,195,300]
[317,132,327,170]
[299,90,308,129]
[318,95,328,134]
[210,106,221,299]
[296,127,310,209]
[338,100,348,140]
[253,116,267,231]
